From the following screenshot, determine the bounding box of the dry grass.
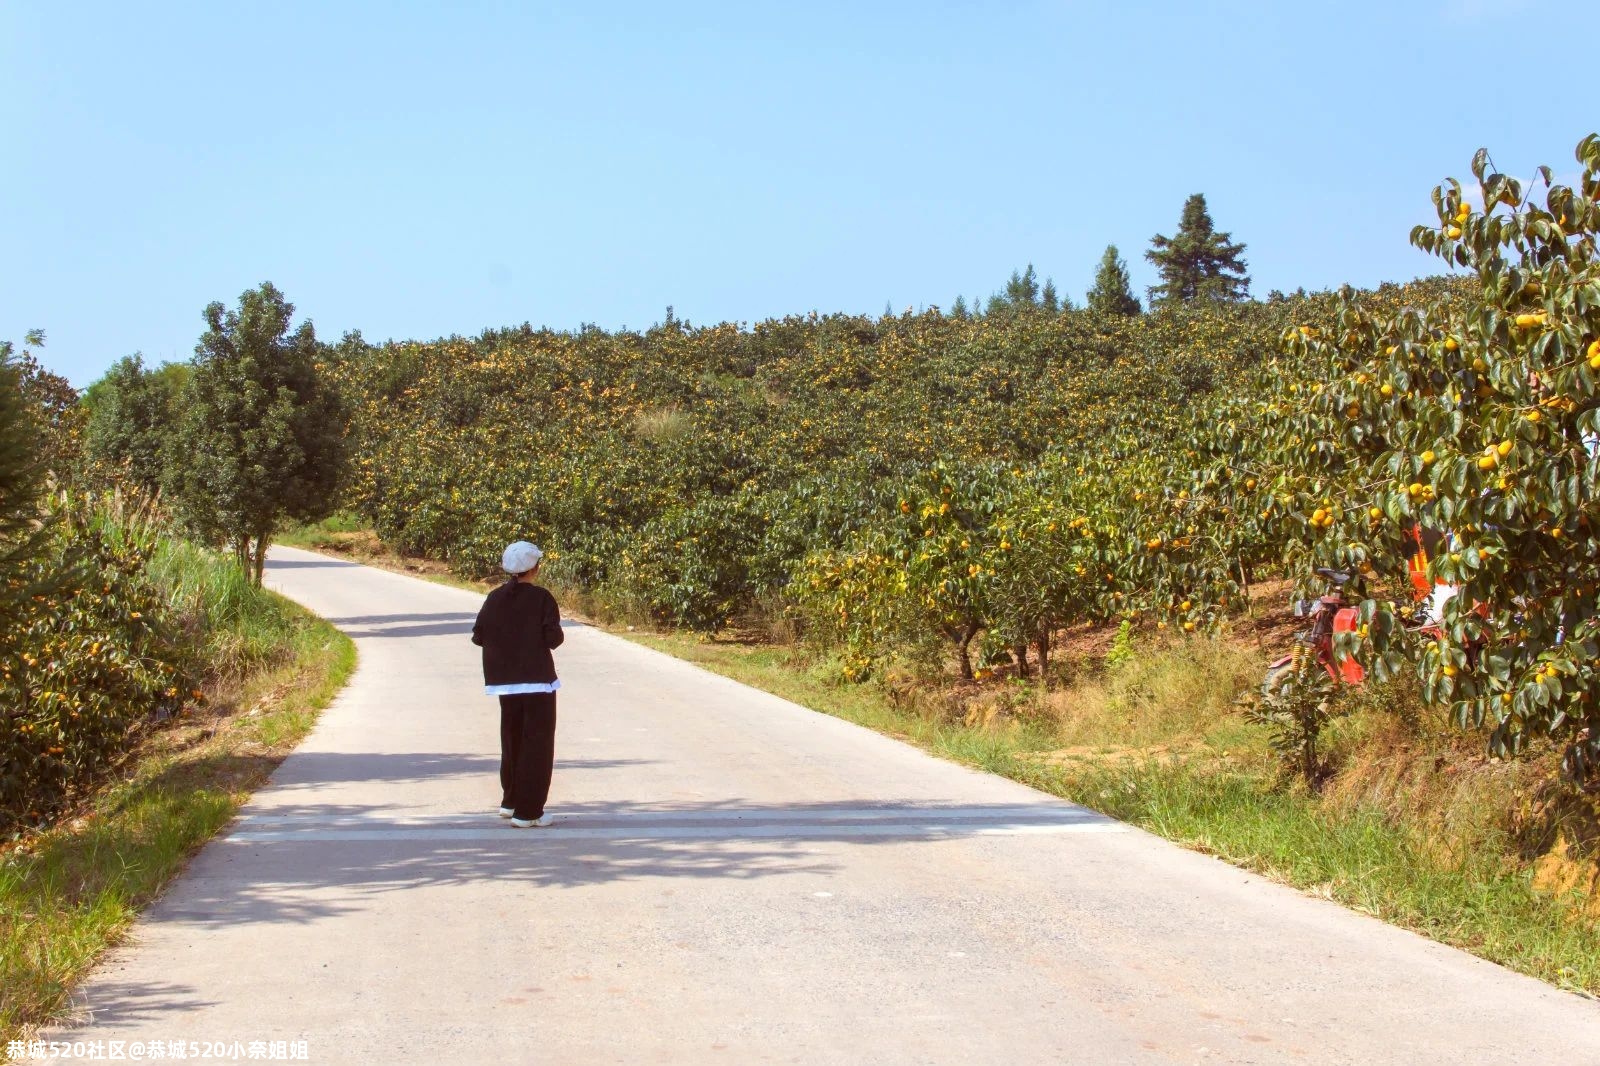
[631,405,690,444]
[1043,637,1262,750]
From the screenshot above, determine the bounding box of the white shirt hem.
[485,680,562,696]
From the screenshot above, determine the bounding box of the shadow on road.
[325,610,475,639]
[327,612,477,626]
[143,798,1109,930]
[557,758,659,771]
[58,978,221,1031]
[260,752,657,792]
[266,751,504,788]
[322,611,588,639]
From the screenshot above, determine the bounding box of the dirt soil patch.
[1025,743,1191,768]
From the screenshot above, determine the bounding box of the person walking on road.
[471,541,564,828]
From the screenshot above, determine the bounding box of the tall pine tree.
[1086,245,1141,316]
[1041,277,1060,312]
[1145,194,1250,306]
[988,264,1044,315]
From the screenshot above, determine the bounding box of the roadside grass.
[623,628,1600,996]
[0,557,356,1043]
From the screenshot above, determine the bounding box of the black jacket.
[471,581,564,685]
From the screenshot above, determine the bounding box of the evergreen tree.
[1009,265,1040,306]
[1086,245,1142,316]
[1145,194,1250,306]
[1041,278,1059,312]
[167,283,344,585]
[988,264,1044,315]
[951,294,969,319]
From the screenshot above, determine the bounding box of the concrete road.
[37,546,1600,1065]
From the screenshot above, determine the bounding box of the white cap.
[501,541,544,574]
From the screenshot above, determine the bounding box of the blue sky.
[3,1,1594,386]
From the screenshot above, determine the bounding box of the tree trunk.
[1302,705,1320,788]
[1012,641,1029,679]
[956,621,979,680]
[252,532,270,586]
[1035,626,1051,680]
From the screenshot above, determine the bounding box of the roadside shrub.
[1246,652,1346,788]
[1,492,193,833]
[0,484,315,834]
[607,496,763,630]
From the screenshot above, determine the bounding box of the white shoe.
[511,815,553,828]
[498,807,514,819]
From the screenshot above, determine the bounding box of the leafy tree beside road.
[1279,136,1600,781]
[168,283,344,585]
[83,355,188,495]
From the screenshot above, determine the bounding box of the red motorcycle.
[1264,526,1465,695]
[1263,567,1365,694]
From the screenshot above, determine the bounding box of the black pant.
[499,693,557,820]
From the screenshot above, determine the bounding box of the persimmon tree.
[1278,135,1600,781]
